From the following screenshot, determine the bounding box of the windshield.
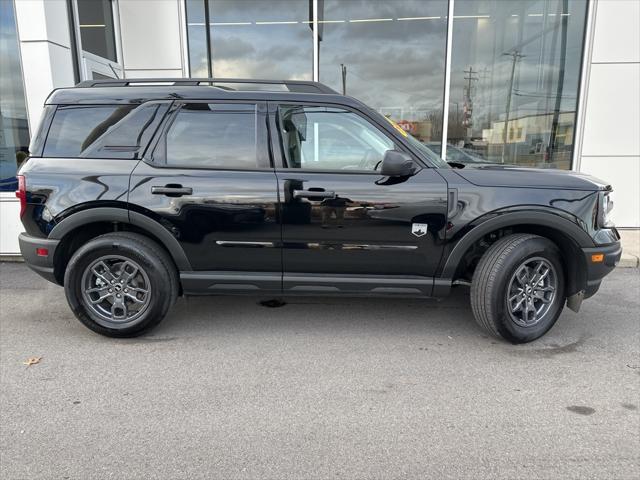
[381,116,449,168]
[405,134,449,168]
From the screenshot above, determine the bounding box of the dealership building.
[1,0,638,255]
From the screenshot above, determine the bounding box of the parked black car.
[17,79,621,342]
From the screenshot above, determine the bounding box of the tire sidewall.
[65,237,172,337]
[491,238,565,343]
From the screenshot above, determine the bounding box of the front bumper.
[18,233,61,284]
[581,240,622,298]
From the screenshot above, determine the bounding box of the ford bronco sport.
[17,78,621,342]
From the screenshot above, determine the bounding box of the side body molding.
[439,209,595,282]
[48,207,192,271]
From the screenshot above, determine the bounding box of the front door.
[271,103,448,296]
[128,101,281,293]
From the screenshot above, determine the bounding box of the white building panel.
[591,0,640,63]
[118,0,185,73]
[14,0,71,48]
[581,63,640,157]
[0,197,22,254]
[580,156,640,227]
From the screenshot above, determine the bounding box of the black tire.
[470,234,565,343]
[64,232,178,337]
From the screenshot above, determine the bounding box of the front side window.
[164,103,258,169]
[278,105,397,171]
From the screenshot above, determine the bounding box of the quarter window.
[164,103,258,169]
[45,105,134,157]
[43,103,167,159]
[278,105,396,171]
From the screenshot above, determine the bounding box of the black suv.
[17,78,621,342]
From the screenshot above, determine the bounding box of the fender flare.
[440,209,594,281]
[49,207,192,271]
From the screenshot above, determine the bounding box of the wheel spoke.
[515,268,529,286]
[125,292,146,304]
[92,262,116,285]
[511,297,526,312]
[126,286,148,295]
[90,292,112,305]
[119,261,139,285]
[534,291,552,303]
[110,297,127,320]
[86,286,109,294]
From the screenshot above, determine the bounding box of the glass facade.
[447,0,588,168]
[187,0,313,79]
[317,0,448,143]
[0,0,30,192]
[187,0,588,170]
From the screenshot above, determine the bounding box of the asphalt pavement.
[1,262,638,479]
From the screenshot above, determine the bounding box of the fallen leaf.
[23,356,42,367]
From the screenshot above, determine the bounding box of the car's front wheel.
[470,233,565,343]
[64,232,178,337]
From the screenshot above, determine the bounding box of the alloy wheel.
[506,257,557,327]
[81,255,152,327]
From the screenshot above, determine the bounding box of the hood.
[453,165,611,191]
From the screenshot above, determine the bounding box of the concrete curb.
[619,253,639,268]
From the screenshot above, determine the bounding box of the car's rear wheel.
[64,232,178,337]
[470,233,565,343]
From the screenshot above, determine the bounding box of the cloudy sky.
[187,0,586,136]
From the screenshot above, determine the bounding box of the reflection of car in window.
[426,142,493,165]
[17,78,620,345]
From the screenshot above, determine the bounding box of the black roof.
[47,78,355,106]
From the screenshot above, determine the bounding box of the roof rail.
[74,78,339,94]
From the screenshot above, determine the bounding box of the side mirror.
[380,150,416,177]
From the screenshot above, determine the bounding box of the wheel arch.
[440,210,593,298]
[49,207,191,284]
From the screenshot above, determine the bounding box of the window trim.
[147,100,272,172]
[269,100,426,174]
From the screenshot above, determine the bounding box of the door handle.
[151,185,193,196]
[292,189,336,199]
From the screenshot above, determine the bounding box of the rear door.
[270,102,448,296]
[128,101,281,293]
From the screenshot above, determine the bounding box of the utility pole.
[462,67,478,144]
[340,64,347,95]
[501,50,525,163]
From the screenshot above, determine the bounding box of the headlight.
[598,191,615,228]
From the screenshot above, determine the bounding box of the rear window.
[43,103,169,159]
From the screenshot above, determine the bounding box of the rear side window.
[163,103,257,169]
[43,103,169,159]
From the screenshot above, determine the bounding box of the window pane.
[44,105,137,157]
[279,105,395,171]
[79,103,170,159]
[207,0,312,79]
[186,0,209,77]
[0,0,30,191]
[447,0,588,169]
[77,0,117,61]
[318,0,448,143]
[166,104,257,168]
